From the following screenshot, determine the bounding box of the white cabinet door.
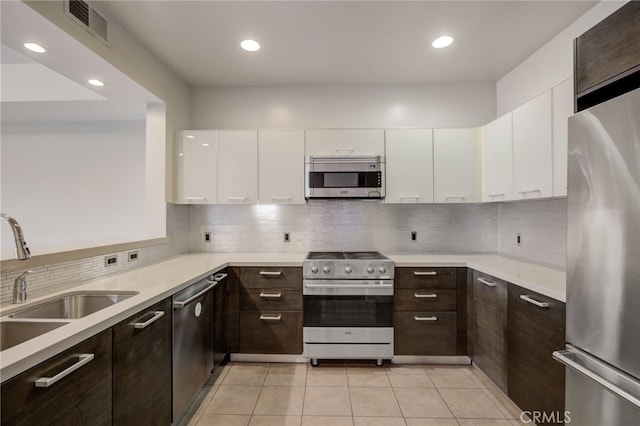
[258,130,305,204]
[385,129,434,203]
[433,128,477,203]
[483,113,513,202]
[217,130,258,204]
[512,91,553,199]
[304,129,385,156]
[175,130,217,204]
[552,78,574,197]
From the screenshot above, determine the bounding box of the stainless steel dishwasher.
[172,272,227,422]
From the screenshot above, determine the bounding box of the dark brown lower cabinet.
[508,284,566,425]
[472,270,508,392]
[394,311,457,355]
[239,310,302,354]
[112,298,172,425]
[0,329,112,426]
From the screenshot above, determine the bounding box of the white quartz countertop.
[0,251,564,382]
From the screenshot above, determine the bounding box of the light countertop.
[0,251,565,382]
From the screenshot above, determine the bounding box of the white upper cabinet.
[175,130,217,204]
[483,113,513,202]
[433,128,477,203]
[552,78,574,197]
[385,129,434,203]
[304,129,385,156]
[258,130,305,204]
[512,91,553,199]
[217,130,258,204]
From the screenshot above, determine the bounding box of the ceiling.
[96,0,597,87]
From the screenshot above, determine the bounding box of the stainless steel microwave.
[304,155,385,199]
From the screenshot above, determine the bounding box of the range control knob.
[322,266,331,274]
[310,266,319,274]
[378,266,387,274]
[345,266,353,274]
[366,266,374,274]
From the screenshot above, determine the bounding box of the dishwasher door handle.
[174,282,216,309]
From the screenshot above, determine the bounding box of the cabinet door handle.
[132,311,165,329]
[260,292,282,298]
[399,196,420,202]
[334,148,355,153]
[520,294,550,308]
[414,271,437,276]
[517,189,541,195]
[227,196,247,202]
[271,197,291,203]
[477,277,496,287]
[414,316,438,321]
[260,314,282,321]
[185,197,205,201]
[260,271,282,276]
[35,353,94,388]
[414,293,438,299]
[487,193,505,198]
[445,196,466,201]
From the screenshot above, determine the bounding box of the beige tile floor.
[181,362,531,426]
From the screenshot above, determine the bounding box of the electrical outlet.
[411,231,417,242]
[105,255,117,267]
[128,250,139,262]
[517,233,522,246]
[204,232,212,243]
[284,232,291,243]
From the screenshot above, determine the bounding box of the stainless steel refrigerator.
[553,87,640,425]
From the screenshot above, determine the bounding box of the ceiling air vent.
[64,0,110,46]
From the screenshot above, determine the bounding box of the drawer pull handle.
[132,311,165,329]
[260,314,282,321]
[520,294,550,308]
[414,316,438,321]
[414,293,438,299]
[260,292,282,299]
[487,193,505,198]
[185,197,205,201]
[213,273,228,282]
[260,271,282,276]
[477,277,496,287]
[445,196,466,201]
[271,197,291,203]
[414,271,437,276]
[517,189,541,196]
[227,196,247,202]
[35,354,94,388]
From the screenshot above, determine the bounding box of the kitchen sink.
[8,291,139,320]
[0,321,70,351]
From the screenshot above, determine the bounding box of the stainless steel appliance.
[305,155,385,199]
[553,87,640,424]
[303,251,394,366]
[172,272,227,422]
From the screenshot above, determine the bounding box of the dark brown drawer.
[394,311,457,355]
[394,288,456,311]
[239,310,302,354]
[1,329,112,426]
[237,267,302,289]
[240,288,302,311]
[395,267,457,289]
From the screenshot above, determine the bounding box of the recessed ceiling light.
[24,42,46,53]
[241,39,260,52]
[186,135,195,139]
[201,143,209,147]
[432,35,454,49]
[88,79,104,87]
[178,153,184,157]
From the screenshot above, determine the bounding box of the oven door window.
[303,295,392,327]
[308,172,381,188]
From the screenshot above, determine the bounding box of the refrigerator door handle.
[553,349,640,409]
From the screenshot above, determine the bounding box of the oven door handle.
[304,283,393,289]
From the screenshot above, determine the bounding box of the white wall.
[496,0,628,115]
[191,83,495,129]
[1,121,146,258]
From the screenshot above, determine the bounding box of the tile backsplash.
[0,204,190,306]
[190,201,499,254]
[497,198,567,269]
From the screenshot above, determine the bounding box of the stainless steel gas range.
[302,251,394,366]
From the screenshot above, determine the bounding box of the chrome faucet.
[1,213,32,303]
[14,271,31,303]
[0,213,31,260]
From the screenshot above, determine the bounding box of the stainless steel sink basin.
[8,291,139,320]
[0,321,70,351]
